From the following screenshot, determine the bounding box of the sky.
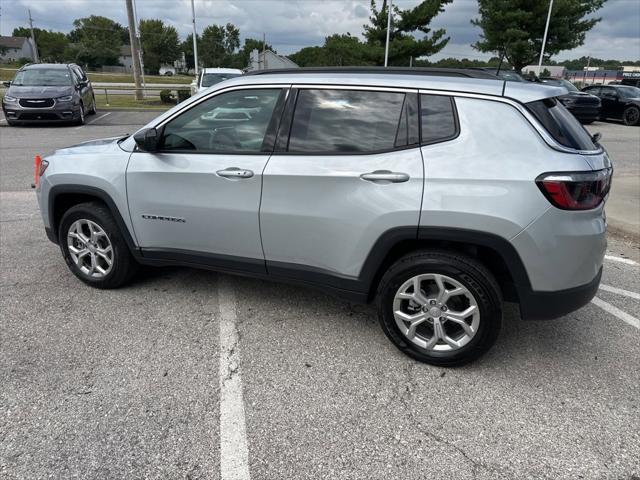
[1,0,639,61]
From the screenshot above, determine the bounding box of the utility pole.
[191,0,199,77]
[537,0,553,73]
[132,0,146,97]
[384,0,393,67]
[28,9,39,63]
[125,0,143,100]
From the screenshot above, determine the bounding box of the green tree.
[181,33,200,70]
[288,46,327,67]
[472,0,606,71]
[322,34,375,66]
[13,27,70,63]
[200,23,240,67]
[139,19,180,74]
[363,0,451,65]
[67,16,126,68]
[288,34,374,67]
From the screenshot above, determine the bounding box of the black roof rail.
[245,66,500,80]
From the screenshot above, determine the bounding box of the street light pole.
[191,0,199,77]
[537,0,554,72]
[384,0,393,67]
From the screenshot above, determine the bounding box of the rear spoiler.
[502,82,568,103]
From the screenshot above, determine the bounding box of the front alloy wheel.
[67,219,113,278]
[59,201,137,288]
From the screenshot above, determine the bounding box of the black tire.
[76,103,85,125]
[88,95,97,115]
[622,106,640,126]
[58,201,137,289]
[6,119,19,126]
[376,250,502,367]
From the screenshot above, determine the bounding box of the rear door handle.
[360,170,410,183]
[216,167,254,179]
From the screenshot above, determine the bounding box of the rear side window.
[420,94,457,144]
[526,97,596,150]
[287,89,406,153]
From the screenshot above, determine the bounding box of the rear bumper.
[518,266,602,320]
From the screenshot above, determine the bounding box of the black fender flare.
[47,184,140,257]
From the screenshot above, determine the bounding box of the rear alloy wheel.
[377,251,502,366]
[623,106,640,126]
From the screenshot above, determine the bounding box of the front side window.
[160,88,282,153]
[420,94,457,144]
[616,86,640,99]
[287,89,407,153]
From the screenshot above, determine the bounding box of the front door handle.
[360,170,410,183]
[216,167,254,179]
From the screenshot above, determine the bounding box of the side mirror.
[2,81,11,87]
[591,132,602,144]
[133,128,160,152]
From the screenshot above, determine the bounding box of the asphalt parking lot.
[1,111,639,480]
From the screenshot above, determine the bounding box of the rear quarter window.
[420,94,458,144]
[525,97,597,151]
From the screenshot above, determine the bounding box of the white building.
[247,49,298,71]
[0,36,36,63]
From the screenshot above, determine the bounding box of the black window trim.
[273,85,423,156]
[418,94,461,147]
[153,86,289,156]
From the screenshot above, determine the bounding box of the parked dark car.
[2,63,96,126]
[539,78,601,124]
[582,84,640,126]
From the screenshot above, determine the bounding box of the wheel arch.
[48,185,139,256]
[361,227,532,303]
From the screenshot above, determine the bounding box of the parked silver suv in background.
[34,68,612,366]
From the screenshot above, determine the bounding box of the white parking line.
[591,296,640,330]
[218,280,251,480]
[74,112,111,129]
[604,255,639,266]
[599,284,640,300]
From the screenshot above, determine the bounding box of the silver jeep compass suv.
[35,68,612,366]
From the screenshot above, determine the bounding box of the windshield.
[540,78,579,92]
[12,68,73,87]
[617,86,640,98]
[201,73,241,88]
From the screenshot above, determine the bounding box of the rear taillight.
[536,169,612,210]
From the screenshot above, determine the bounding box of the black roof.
[245,67,499,80]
